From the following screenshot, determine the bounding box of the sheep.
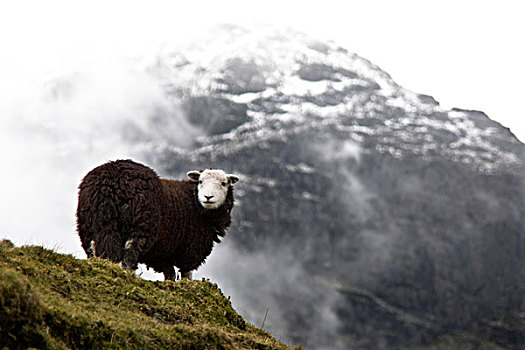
[76,159,239,280]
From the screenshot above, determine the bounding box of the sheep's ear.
[187,171,201,182]
[227,174,239,185]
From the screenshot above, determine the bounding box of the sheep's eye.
[221,182,227,186]
[198,180,202,184]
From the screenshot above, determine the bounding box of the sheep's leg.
[180,270,193,280]
[121,237,147,272]
[82,239,96,258]
[163,265,176,281]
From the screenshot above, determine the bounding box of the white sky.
[1,0,524,141]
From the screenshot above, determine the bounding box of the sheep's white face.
[187,169,239,209]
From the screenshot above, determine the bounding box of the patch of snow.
[285,163,316,174]
[280,76,332,96]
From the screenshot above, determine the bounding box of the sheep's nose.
[204,195,214,201]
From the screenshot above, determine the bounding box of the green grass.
[0,239,298,349]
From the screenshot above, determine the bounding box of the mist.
[0,55,198,256]
[193,240,345,348]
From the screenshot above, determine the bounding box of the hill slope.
[0,239,293,349]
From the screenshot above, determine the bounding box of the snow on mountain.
[146,24,522,174]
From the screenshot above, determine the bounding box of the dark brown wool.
[76,159,234,280]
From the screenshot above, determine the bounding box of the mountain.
[49,25,525,349]
[141,25,525,349]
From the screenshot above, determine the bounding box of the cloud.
[0,56,198,256]
[194,240,344,349]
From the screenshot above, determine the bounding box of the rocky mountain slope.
[47,25,524,349]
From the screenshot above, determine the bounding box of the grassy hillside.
[0,239,297,349]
